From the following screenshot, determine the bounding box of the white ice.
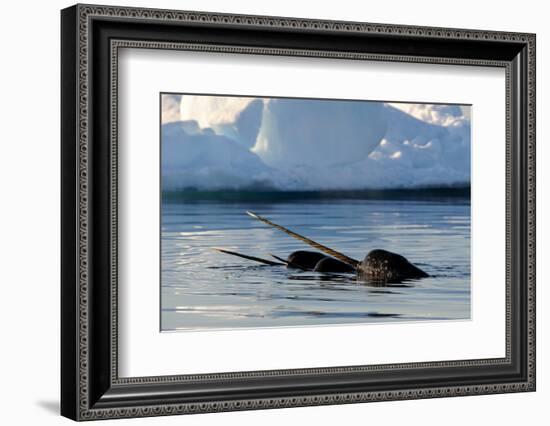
[161,95,471,191]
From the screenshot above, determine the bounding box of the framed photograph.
[61,4,536,421]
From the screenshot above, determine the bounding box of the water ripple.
[161,200,471,330]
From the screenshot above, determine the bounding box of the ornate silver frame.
[61,4,536,421]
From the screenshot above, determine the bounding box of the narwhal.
[214,211,429,284]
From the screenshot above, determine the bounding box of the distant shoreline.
[162,187,470,203]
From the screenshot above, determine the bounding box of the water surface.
[161,197,470,331]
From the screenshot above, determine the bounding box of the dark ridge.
[162,187,470,203]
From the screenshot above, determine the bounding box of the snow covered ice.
[161,95,471,191]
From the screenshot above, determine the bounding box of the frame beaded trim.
[81,382,530,420]
[74,4,535,420]
[80,4,535,43]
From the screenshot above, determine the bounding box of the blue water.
[161,198,470,331]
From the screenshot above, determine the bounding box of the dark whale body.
[271,250,356,273]
[286,250,327,270]
[313,256,356,273]
[357,249,429,283]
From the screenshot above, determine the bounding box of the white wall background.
[0,0,546,424]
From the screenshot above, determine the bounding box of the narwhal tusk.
[212,248,285,266]
[269,254,289,265]
[246,211,360,268]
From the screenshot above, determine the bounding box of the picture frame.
[60,3,536,421]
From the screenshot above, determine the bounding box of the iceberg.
[253,98,387,168]
[179,96,263,148]
[161,121,275,191]
[161,94,471,191]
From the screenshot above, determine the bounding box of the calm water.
[161,198,470,331]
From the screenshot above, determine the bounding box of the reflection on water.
[161,199,470,331]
